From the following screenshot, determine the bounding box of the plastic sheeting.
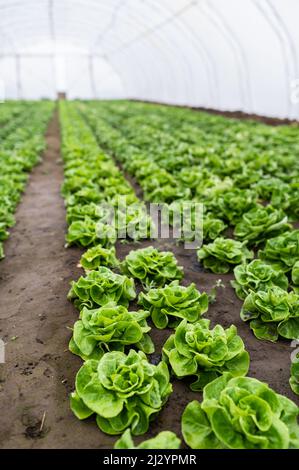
[0,0,299,119]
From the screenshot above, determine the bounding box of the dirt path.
[0,110,298,449]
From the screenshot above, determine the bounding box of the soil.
[0,108,298,449]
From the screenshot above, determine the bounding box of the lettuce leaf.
[231,259,288,300]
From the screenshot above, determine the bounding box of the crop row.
[0,101,54,259]
[60,102,299,449]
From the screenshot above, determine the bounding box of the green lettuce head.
[163,319,249,390]
[211,188,257,224]
[114,429,181,449]
[121,246,183,288]
[231,259,288,300]
[240,286,299,342]
[290,357,299,396]
[138,280,208,329]
[182,373,299,449]
[70,350,172,435]
[203,214,227,241]
[69,303,154,360]
[67,266,136,310]
[197,237,253,274]
[234,205,290,246]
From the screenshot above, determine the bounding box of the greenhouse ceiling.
[0,0,299,119]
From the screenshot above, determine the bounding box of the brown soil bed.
[0,110,298,449]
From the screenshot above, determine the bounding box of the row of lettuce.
[59,101,299,449]
[0,101,54,259]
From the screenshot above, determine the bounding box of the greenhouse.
[0,0,299,457]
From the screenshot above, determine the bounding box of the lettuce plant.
[259,230,299,272]
[80,245,119,271]
[66,218,116,247]
[163,319,249,390]
[234,205,290,246]
[121,246,183,288]
[69,303,154,360]
[292,261,299,289]
[211,188,257,224]
[114,429,181,449]
[70,350,172,435]
[138,280,208,329]
[231,259,288,300]
[115,202,154,241]
[290,359,299,395]
[182,373,299,449]
[66,202,112,225]
[197,237,253,274]
[68,266,136,310]
[240,286,299,342]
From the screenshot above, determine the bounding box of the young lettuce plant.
[79,245,119,271]
[231,259,288,300]
[240,286,299,342]
[292,261,299,293]
[259,230,299,272]
[66,202,112,225]
[138,280,208,329]
[70,350,172,435]
[67,266,136,310]
[114,429,181,449]
[182,373,299,449]
[121,246,183,289]
[162,319,249,390]
[197,237,253,274]
[69,303,154,360]
[234,204,290,246]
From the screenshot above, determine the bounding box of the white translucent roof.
[0,0,299,119]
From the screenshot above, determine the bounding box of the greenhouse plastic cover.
[0,0,299,119]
